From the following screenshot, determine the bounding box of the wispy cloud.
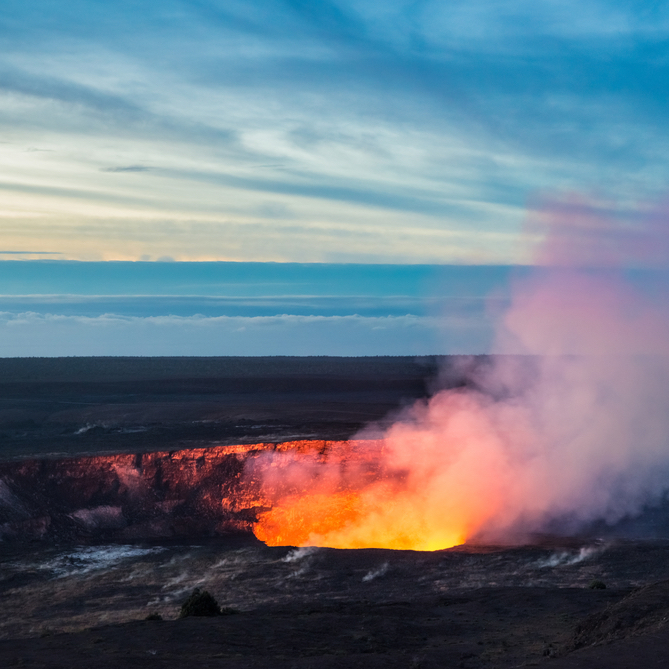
[101,165,151,173]
[0,251,63,255]
[0,312,490,356]
[0,1,667,261]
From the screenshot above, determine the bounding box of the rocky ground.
[1,356,669,667]
[2,537,669,667]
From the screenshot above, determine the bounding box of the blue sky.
[3,1,668,263]
[0,262,509,355]
[1,2,667,354]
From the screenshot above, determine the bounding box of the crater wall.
[0,441,334,543]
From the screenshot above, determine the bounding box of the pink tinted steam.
[250,193,669,548]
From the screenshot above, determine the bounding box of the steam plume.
[250,194,669,548]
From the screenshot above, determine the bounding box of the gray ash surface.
[2,537,669,667]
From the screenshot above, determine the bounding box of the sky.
[1,2,668,355]
[0,261,510,355]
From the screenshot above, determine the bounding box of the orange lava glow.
[253,491,363,547]
[248,427,503,551]
[254,484,468,551]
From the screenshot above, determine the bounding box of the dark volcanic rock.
[178,587,223,617]
[0,442,258,542]
[573,579,669,648]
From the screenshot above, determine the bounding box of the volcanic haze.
[251,195,669,550]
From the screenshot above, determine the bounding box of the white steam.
[250,195,669,548]
[354,195,669,544]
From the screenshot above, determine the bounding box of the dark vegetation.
[178,588,222,617]
[0,356,457,461]
[0,355,446,383]
[178,588,238,618]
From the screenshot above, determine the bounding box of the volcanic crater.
[2,356,669,668]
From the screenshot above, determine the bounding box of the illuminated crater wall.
[0,441,360,544]
[4,431,669,550]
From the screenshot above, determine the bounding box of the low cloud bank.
[0,312,490,357]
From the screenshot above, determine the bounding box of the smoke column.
[250,194,669,549]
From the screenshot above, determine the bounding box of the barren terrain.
[1,357,669,668]
[0,356,447,461]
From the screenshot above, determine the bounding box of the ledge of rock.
[0,440,342,543]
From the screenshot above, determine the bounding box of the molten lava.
[247,436,483,551]
[253,485,468,551]
[253,491,363,547]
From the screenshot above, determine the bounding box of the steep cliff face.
[0,441,335,543]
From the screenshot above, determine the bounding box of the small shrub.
[589,580,606,590]
[145,613,163,621]
[179,588,222,618]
